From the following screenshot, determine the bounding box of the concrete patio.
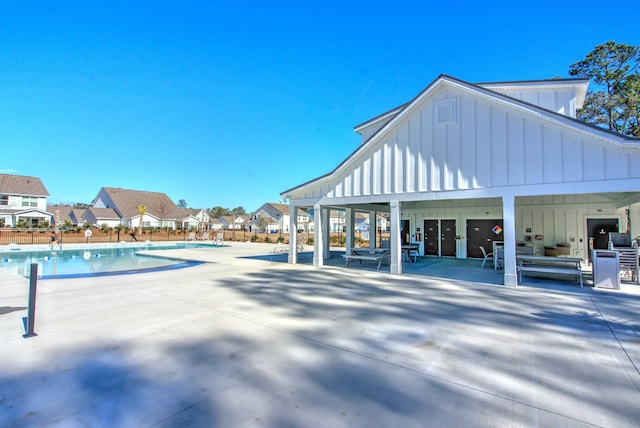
[1,242,639,427]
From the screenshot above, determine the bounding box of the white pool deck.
[1,241,639,427]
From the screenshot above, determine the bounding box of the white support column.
[323,208,331,260]
[502,194,517,286]
[369,210,377,249]
[345,208,354,254]
[313,204,324,267]
[288,205,298,264]
[390,201,402,274]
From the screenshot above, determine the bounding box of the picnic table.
[402,244,420,262]
[343,248,389,270]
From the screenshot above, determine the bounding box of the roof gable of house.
[282,74,640,201]
[0,174,49,197]
[47,205,73,221]
[254,203,310,221]
[87,207,120,219]
[94,187,182,219]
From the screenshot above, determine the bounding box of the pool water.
[0,244,208,279]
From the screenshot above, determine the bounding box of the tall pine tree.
[569,41,639,137]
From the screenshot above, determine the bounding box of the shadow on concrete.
[243,250,599,291]
[2,258,639,426]
[205,265,640,426]
[0,306,27,315]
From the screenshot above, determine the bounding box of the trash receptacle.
[592,250,620,289]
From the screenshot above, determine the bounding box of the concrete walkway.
[1,242,639,427]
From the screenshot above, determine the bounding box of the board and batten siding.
[308,84,640,202]
[401,194,624,259]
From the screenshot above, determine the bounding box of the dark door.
[400,219,410,245]
[423,220,439,256]
[467,219,504,258]
[587,218,619,261]
[441,219,456,257]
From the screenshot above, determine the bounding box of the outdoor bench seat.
[342,254,386,270]
[516,255,583,287]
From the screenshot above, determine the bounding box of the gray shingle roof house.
[46,205,80,226]
[0,173,51,227]
[281,74,640,285]
[92,187,186,229]
[82,207,122,228]
[251,202,311,233]
[219,215,250,230]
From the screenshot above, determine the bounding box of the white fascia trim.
[353,107,404,134]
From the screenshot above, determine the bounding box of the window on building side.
[21,197,37,207]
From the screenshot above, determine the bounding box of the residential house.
[70,208,87,226]
[354,212,369,233]
[92,187,185,230]
[0,173,51,227]
[219,215,250,231]
[329,210,346,233]
[181,210,202,231]
[281,74,640,285]
[185,208,213,230]
[209,217,223,231]
[82,207,122,228]
[251,202,311,233]
[46,205,88,227]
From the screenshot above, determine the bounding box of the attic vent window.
[435,97,457,124]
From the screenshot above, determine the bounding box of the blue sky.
[1,1,638,212]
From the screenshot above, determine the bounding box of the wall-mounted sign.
[492,225,502,235]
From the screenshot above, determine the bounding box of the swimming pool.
[0,243,209,279]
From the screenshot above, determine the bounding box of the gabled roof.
[220,215,250,223]
[46,205,88,224]
[96,187,183,219]
[86,207,120,220]
[71,209,86,223]
[267,202,291,215]
[175,207,197,220]
[354,77,590,134]
[353,103,409,135]
[47,205,73,220]
[258,202,309,217]
[282,74,640,198]
[0,174,49,197]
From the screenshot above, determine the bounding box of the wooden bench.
[516,255,583,288]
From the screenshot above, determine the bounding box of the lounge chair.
[296,236,308,252]
[212,232,224,246]
[197,232,210,241]
[187,232,197,241]
[272,243,288,253]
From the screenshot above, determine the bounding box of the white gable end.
[285,77,640,203]
[478,79,589,119]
